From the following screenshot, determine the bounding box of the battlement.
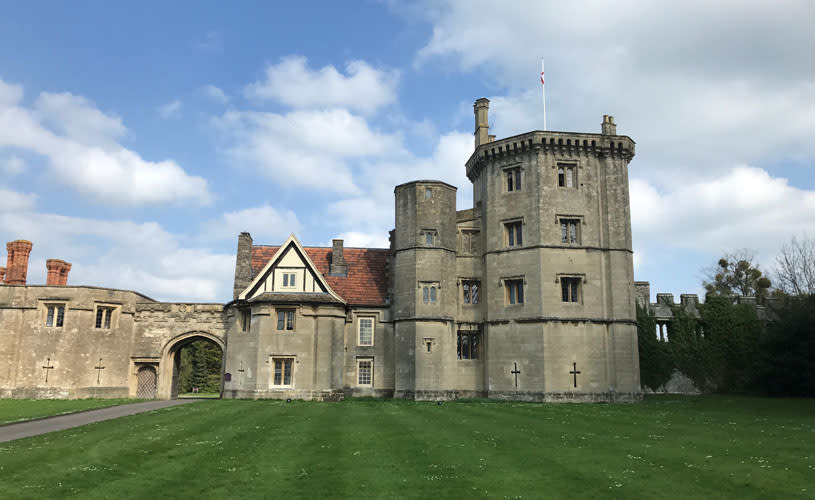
[636,280,770,324]
[466,130,635,181]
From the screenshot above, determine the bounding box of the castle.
[0,99,642,402]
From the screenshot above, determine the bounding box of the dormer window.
[282,272,296,288]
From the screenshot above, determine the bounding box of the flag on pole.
[541,58,547,131]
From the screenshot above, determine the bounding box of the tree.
[177,340,223,393]
[703,251,771,301]
[691,295,762,392]
[774,234,815,296]
[757,295,815,396]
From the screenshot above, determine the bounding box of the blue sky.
[1,1,814,302]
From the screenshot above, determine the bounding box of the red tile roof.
[251,245,389,306]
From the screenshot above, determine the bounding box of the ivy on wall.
[637,298,762,393]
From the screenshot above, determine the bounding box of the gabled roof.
[251,244,389,306]
[239,234,344,303]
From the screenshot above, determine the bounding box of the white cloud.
[244,56,399,114]
[34,92,126,147]
[213,108,403,194]
[326,131,473,238]
[631,166,815,256]
[411,0,815,187]
[0,79,23,107]
[201,84,229,103]
[0,77,212,206]
[1,155,24,175]
[332,231,389,249]
[0,186,36,212]
[201,204,301,242]
[0,208,233,301]
[158,99,182,119]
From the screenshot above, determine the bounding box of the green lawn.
[0,399,136,425]
[0,395,812,499]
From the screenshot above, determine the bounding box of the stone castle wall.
[0,284,226,399]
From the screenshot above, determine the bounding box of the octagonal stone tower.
[392,180,459,399]
[463,99,641,401]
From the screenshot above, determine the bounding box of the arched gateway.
[158,331,225,399]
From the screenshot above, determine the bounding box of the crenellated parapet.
[636,280,777,343]
[466,130,636,181]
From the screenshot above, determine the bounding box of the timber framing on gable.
[238,234,345,303]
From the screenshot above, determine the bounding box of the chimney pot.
[5,240,33,285]
[473,98,491,149]
[601,114,617,135]
[46,259,72,286]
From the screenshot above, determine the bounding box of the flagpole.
[541,58,547,131]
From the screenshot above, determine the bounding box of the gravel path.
[0,399,200,443]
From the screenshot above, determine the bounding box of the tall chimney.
[601,115,617,135]
[46,259,72,285]
[5,240,33,285]
[233,232,253,300]
[473,98,490,148]
[330,239,347,276]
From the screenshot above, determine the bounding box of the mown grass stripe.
[0,396,813,499]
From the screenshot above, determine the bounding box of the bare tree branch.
[774,234,815,296]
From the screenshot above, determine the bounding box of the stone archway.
[158,331,225,399]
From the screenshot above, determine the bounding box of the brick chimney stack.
[0,266,5,283]
[5,240,33,285]
[46,259,72,285]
